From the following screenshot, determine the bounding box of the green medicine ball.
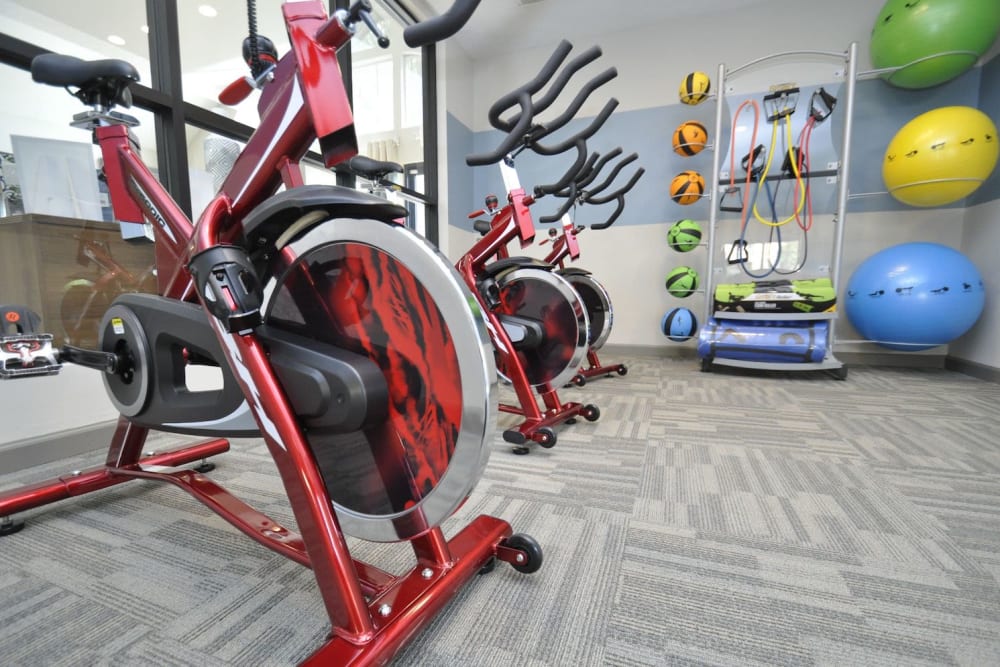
[665,266,699,298]
[667,219,703,252]
[870,0,1000,89]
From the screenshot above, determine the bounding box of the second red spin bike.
[457,39,619,453]
[536,147,644,386]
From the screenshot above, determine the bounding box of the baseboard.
[0,420,117,474]
[601,343,698,359]
[834,351,946,368]
[600,344,950,369]
[945,357,1000,383]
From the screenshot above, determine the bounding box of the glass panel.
[2,63,159,221]
[177,0,289,128]
[302,162,339,187]
[352,1,424,182]
[2,0,152,86]
[1,63,159,347]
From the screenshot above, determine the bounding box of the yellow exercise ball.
[883,105,999,207]
[678,71,711,105]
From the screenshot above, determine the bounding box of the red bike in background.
[456,39,631,452]
[60,233,157,347]
[536,146,644,386]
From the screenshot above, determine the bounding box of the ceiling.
[421,0,774,59]
[6,0,775,65]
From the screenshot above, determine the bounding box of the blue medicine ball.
[845,242,985,351]
[661,307,698,342]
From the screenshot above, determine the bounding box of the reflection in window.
[177,0,289,127]
[353,59,396,137]
[3,62,159,221]
[351,1,424,174]
[185,126,246,221]
[401,54,423,129]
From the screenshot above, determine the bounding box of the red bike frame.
[1,3,522,663]
[539,221,627,383]
[456,178,590,444]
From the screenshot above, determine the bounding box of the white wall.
[952,198,1000,368]
[436,38,475,258]
[466,0,882,128]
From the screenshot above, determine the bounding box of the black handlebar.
[466,91,536,167]
[531,96,618,158]
[573,147,622,192]
[530,98,618,198]
[584,152,638,201]
[587,166,645,230]
[486,41,574,131]
[587,165,643,205]
[403,0,481,48]
[537,148,644,229]
[466,40,618,168]
[491,45,604,132]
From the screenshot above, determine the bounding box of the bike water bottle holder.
[188,245,263,333]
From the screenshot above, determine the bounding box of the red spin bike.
[535,146,644,386]
[0,1,546,663]
[456,40,619,453]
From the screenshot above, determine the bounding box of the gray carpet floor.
[1,354,999,666]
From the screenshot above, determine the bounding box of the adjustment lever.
[218,36,279,106]
[349,0,390,48]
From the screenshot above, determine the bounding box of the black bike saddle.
[31,53,139,108]
[348,155,404,180]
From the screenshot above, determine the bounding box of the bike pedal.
[0,334,62,379]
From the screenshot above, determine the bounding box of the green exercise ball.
[665,266,699,298]
[667,219,703,253]
[870,0,1000,89]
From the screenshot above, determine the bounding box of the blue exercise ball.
[845,242,985,350]
[661,307,698,342]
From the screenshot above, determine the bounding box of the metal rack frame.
[700,42,859,378]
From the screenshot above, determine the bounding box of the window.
[1,0,152,85]
[401,53,423,128]
[353,58,396,136]
[177,0,288,127]
[350,1,424,170]
[185,125,246,221]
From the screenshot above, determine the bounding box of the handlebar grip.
[538,186,578,223]
[586,152,637,198]
[487,41,574,131]
[403,0,481,48]
[466,91,535,166]
[532,97,618,156]
[575,147,623,190]
[589,197,626,231]
[586,166,644,206]
[533,141,589,197]
[563,151,601,195]
[497,45,604,132]
[526,68,617,146]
